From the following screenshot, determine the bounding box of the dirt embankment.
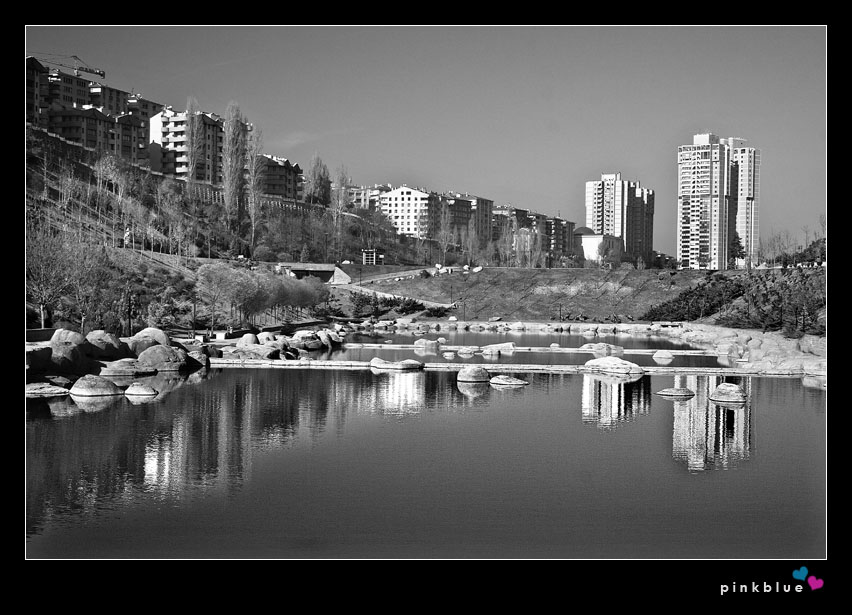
[355,267,707,322]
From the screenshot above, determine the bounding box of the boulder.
[25,344,53,372]
[257,332,277,344]
[127,335,160,357]
[124,382,159,397]
[304,338,324,351]
[229,344,280,360]
[482,342,516,354]
[25,382,71,398]
[325,329,343,344]
[50,328,87,346]
[85,330,131,360]
[68,374,124,397]
[49,341,94,374]
[509,321,525,330]
[187,350,210,370]
[369,357,423,371]
[583,356,645,376]
[133,327,171,348]
[488,317,502,322]
[137,345,189,372]
[457,366,490,383]
[448,316,458,322]
[316,329,333,347]
[237,333,260,347]
[99,358,157,377]
[457,347,477,357]
[292,329,319,340]
[489,375,529,386]
[206,345,223,359]
[550,343,560,349]
[655,387,695,399]
[580,343,624,356]
[709,382,748,404]
[442,352,456,359]
[414,338,440,348]
[652,350,674,364]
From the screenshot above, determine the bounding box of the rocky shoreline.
[25,319,827,399]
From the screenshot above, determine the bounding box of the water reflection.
[581,374,652,429]
[669,375,752,472]
[25,367,778,547]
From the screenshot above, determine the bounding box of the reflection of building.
[671,375,752,471]
[581,374,652,428]
[361,371,426,416]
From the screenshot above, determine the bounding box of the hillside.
[348,267,711,322]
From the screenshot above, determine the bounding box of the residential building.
[446,192,493,248]
[676,133,760,270]
[547,216,576,262]
[45,106,144,162]
[378,185,438,238]
[433,192,474,240]
[260,155,303,200]
[585,172,654,264]
[348,184,391,210]
[26,57,48,127]
[723,138,761,268]
[148,106,226,184]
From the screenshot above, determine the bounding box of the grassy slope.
[348,267,710,322]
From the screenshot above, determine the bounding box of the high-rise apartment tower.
[584,172,654,264]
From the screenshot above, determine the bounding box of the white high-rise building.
[676,133,760,270]
[724,138,761,268]
[584,172,654,264]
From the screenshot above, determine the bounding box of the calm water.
[26,367,826,559]
[328,330,723,368]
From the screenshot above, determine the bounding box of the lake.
[25,363,826,559]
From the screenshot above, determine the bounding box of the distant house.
[274,262,352,285]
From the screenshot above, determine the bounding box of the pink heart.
[807,576,824,590]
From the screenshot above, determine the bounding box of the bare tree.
[223,101,247,242]
[331,165,349,262]
[496,215,515,267]
[304,153,331,206]
[245,126,265,257]
[435,199,454,265]
[26,220,75,328]
[464,216,478,266]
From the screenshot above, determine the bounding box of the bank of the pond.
[207,319,826,378]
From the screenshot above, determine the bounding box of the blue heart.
[792,567,808,581]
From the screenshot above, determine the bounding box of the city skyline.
[24,25,827,255]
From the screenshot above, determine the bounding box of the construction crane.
[27,53,105,78]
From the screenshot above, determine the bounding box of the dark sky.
[25,25,827,254]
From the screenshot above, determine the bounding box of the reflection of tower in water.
[358,371,427,417]
[581,375,652,429]
[671,375,752,472]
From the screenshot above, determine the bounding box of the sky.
[25,25,827,255]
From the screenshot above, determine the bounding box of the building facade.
[45,106,144,162]
[149,106,225,184]
[378,186,437,238]
[260,155,303,200]
[676,133,760,270]
[585,172,654,264]
[724,138,761,268]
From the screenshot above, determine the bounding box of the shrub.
[425,306,450,318]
